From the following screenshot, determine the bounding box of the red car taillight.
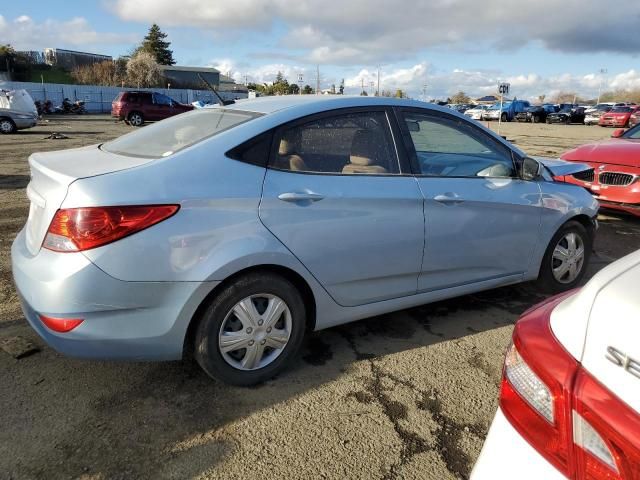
[43,205,179,252]
[500,295,640,479]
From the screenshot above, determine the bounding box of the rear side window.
[226,132,273,167]
[271,111,399,174]
[102,108,262,158]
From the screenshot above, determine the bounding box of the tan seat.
[276,129,309,171]
[342,130,389,174]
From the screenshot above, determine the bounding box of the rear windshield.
[611,107,632,113]
[102,108,261,158]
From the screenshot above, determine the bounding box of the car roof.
[224,95,453,115]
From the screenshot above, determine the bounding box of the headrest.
[278,129,301,155]
[350,130,378,166]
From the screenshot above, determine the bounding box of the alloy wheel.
[218,294,292,371]
[0,120,15,134]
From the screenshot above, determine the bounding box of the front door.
[259,109,424,307]
[397,108,542,292]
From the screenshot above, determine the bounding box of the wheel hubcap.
[0,121,12,133]
[218,294,292,371]
[552,232,585,284]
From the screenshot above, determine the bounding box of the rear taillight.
[43,205,179,252]
[500,295,640,479]
[500,296,578,474]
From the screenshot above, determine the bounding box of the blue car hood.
[534,156,592,177]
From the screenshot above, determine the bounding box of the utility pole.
[376,65,380,96]
[422,84,428,102]
[316,65,320,95]
[298,73,303,95]
[369,81,374,96]
[597,68,607,104]
[361,77,365,95]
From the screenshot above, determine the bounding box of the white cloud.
[342,65,640,101]
[0,14,137,51]
[111,0,640,63]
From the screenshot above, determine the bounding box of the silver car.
[0,109,38,133]
[12,96,598,385]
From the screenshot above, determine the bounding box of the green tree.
[272,71,290,95]
[339,79,344,94]
[0,44,16,73]
[360,89,368,96]
[137,24,175,65]
[449,91,471,103]
[288,83,300,95]
[302,84,313,94]
[395,89,405,98]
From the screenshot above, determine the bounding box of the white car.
[464,105,490,120]
[472,249,640,479]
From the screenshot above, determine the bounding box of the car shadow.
[0,174,30,189]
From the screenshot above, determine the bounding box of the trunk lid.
[24,144,156,255]
[580,250,640,415]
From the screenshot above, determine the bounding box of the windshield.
[102,108,261,158]
[611,107,632,113]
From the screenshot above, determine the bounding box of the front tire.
[537,221,592,293]
[0,118,16,134]
[533,115,540,124]
[194,273,306,386]
[501,112,508,122]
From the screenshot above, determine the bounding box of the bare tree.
[449,91,471,103]
[126,51,162,88]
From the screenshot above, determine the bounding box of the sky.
[2,0,640,100]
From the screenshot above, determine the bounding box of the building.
[160,65,220,90]
[44,48,112,70]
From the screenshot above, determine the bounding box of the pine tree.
[138,24,175,65]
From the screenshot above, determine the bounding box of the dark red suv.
[111,91,193,126]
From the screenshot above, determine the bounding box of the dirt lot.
[0,115,638,480]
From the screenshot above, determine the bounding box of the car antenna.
[197,73,235,106]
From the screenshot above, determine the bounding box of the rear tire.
[501,112,508,122]
[128,111,144,127]
[536,221,592,293]
[533,115,540,124]
[0,118,16,134]
[194,273,307,386]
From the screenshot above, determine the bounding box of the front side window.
[401,111,516,178]
[271,111,399,174]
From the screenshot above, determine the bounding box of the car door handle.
[433,193,464,204]
[277,192,325,203]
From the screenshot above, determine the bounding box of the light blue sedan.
[11,96,598,385]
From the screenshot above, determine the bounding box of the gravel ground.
[0,115,638,480]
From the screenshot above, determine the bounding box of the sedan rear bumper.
[471,409,566,479]
[11,229,217,360]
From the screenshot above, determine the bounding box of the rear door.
[396,108,541,292]
[259,108,425,307]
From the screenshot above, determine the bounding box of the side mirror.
[406,120,420,132]
[611,128,625,138]
[521,157,542,181]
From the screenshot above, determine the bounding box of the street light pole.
[597,68,607,104]
[376,65,380,96]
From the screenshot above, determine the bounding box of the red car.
[559,125,640,216]
[111,91,193,127]
[598,105,640,128]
